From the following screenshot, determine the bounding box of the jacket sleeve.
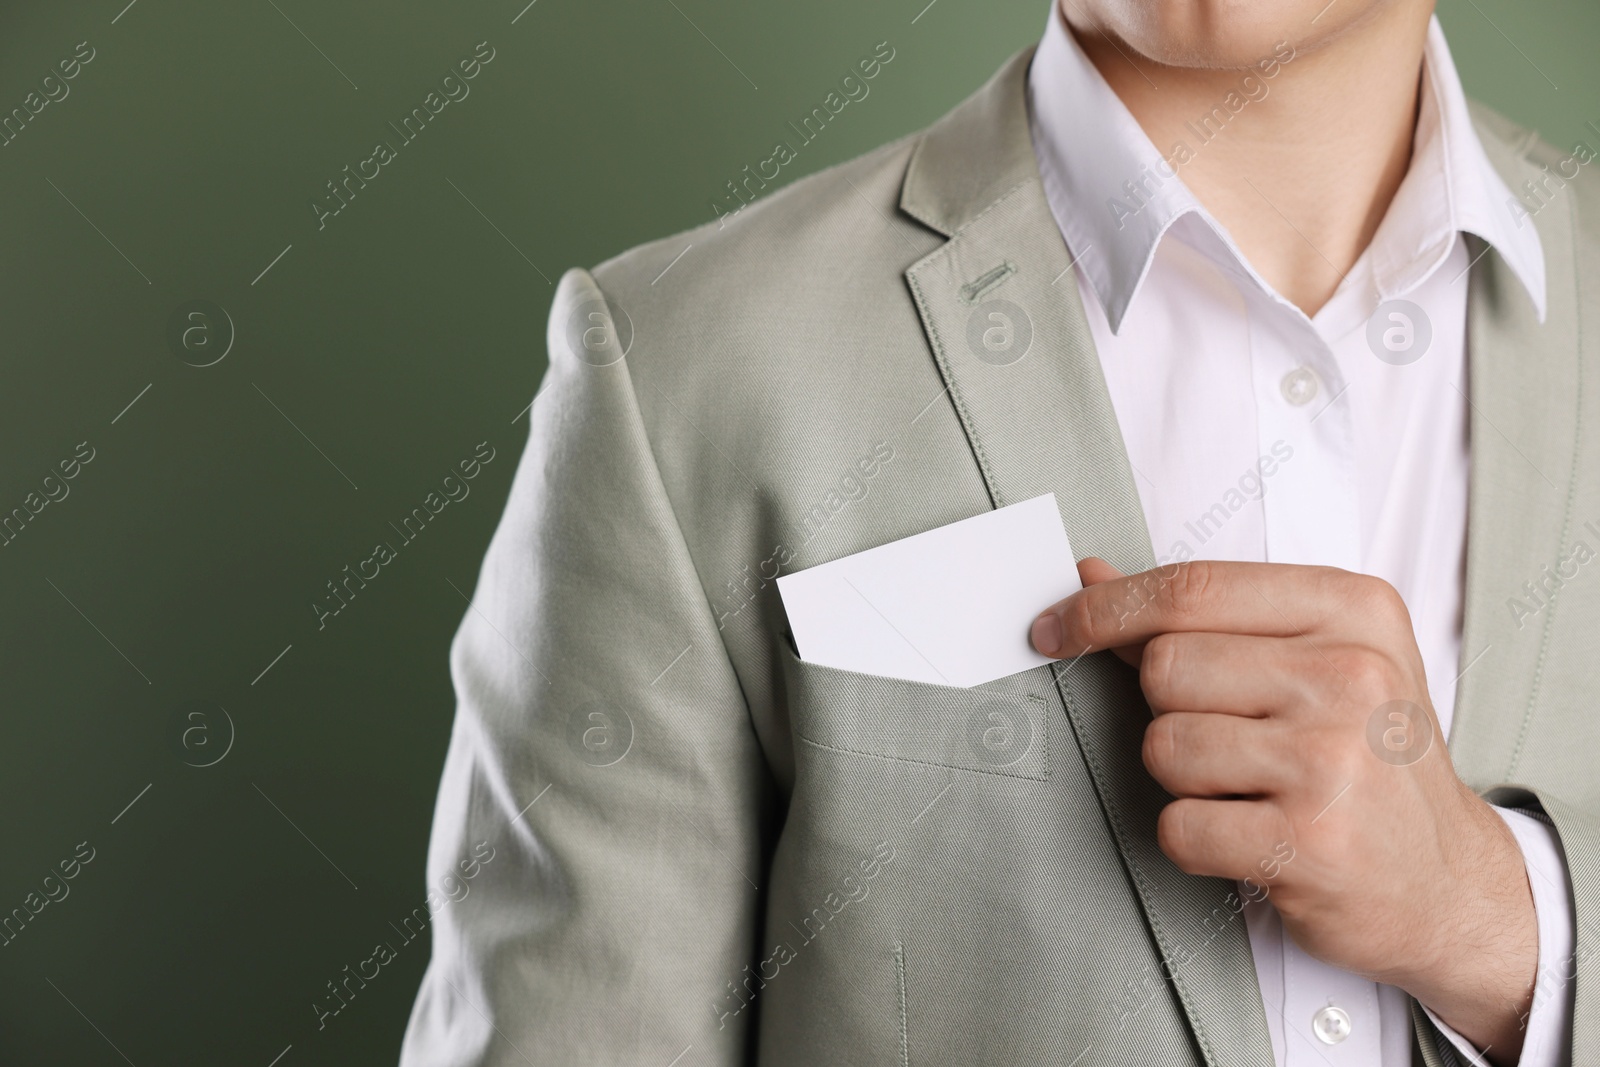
[399,267,769,1066]
[1519,789,1597,1062]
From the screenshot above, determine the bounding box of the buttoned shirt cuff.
[1419,805,1574,1066]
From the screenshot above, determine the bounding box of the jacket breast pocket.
[777,639,1052,781]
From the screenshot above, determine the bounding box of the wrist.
[1400,791,1538,1063]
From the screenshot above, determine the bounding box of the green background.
[0,0,1591,1062]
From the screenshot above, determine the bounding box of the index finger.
[1029,559,1352,658]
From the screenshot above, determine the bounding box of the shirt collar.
[1025,4,1546,333]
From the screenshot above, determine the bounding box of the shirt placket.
[1244,283,1380,1064]
[1247,287,1363,573]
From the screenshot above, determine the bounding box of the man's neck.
[1064,2,1434,316]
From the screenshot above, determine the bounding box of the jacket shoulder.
[1468,99,1600,245]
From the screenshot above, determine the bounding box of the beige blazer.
[399,46,1600,1067]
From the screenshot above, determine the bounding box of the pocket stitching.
[797,693,1049,782]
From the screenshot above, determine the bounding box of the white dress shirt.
[1026,6,1574,1064]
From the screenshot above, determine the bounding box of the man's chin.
[1062,0,1394,71]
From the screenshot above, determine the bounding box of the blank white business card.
[776,493,1081,687]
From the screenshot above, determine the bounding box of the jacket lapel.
[1451,115,1583,785]
[901,47,1274,1067]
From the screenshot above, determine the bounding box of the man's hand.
[1030,558,1538,1062]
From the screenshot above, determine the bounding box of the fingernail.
[1031,613,1062,656]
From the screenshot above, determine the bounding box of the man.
[400,0,1597,1063]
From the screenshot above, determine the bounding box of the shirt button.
[1281,366,1320,406]
[1312,1004,1353,1045]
